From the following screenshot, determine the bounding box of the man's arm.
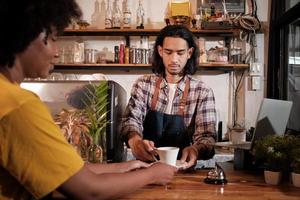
[121,76,158,161]
[193,86,217,160]
[121,76,150,146]
[180,85,216,168]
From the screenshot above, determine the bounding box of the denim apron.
[142,77,192,158]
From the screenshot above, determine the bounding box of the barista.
[122,25,217,169]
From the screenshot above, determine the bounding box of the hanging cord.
[222,0,230,20]
[237,0,261,32]
[239,14,261,32]
[243,32,257,63]
[228,0,261,31]
[229,0,261,64]
[233,70,245,127]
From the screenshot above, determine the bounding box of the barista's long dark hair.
[0,0,82,68]
[151,25,200,76]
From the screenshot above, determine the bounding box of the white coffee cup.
[230,128,246,144]
[156,147,179,167]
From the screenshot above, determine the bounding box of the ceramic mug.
[156,147,179,167]
[230,128,246,144]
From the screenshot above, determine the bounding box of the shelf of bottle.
[62,28,240,37]
[54,63,249,70]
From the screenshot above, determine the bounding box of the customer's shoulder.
[1,82,37,102]
[0,82,40,118]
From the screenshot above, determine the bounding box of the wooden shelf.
[55,63,151,68]
[199,63,249,69]
[54,63,249,71]
[62,28,240,37]
[58,28,246,72]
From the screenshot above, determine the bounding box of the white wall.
[244,0,269,128]
[72,0,269,135]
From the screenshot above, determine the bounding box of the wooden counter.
[120,169,300,200]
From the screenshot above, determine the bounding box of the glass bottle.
[125,46,130,64]
[88,143,103,163]
[99,0,106,29]
[114,45,119,63]
[210,3,216,17]
[105,0,113,29]
[112,0,121,29]
[164,4,171,26]
[136,0,145,29]
[119,41,125,64]
[91,0,100,28]
[123,0,131,29]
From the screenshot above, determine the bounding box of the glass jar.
[231,47,242,64]
[216,47,228,62]
[84,49,98,64]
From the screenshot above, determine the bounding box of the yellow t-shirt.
[0,74,84,199]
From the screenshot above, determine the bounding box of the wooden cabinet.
[54,28,249,71]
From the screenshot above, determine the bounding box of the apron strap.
[178,78,190,115]
[151,77,190,116]
[151,77,163,110]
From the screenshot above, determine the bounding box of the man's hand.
[180,146,198,169]
[128,134,157,162]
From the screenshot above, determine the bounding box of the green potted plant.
[81,82,109,163]
[290,137,300,187]
[253,135,289,185]
[291,149,300,187]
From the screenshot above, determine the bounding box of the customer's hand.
[147,162,177,185]
[120,160,151,172]
[128,134,157,162]
[180,146,198,169]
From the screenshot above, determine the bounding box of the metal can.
[231,47,242,64]
[141,49,147,64]
[148,49,153,64]
[135,48,142,64]
[130,47,136,64]
[144,49,150,64]
[125,46,130,64]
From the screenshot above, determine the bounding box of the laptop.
[215,98,293,150]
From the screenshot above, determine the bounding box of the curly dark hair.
[0,0,82,68]
[151,25,200,76]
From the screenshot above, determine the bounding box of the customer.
[0,0,176,199]
[122,25,217,169]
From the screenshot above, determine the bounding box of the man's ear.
[188,47,194,59]
[158,45,163,57]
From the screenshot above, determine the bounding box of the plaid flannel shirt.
[121,74,216,160]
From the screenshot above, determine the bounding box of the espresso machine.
[21,78,127,163]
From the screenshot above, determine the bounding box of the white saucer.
[176,160,188,170]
